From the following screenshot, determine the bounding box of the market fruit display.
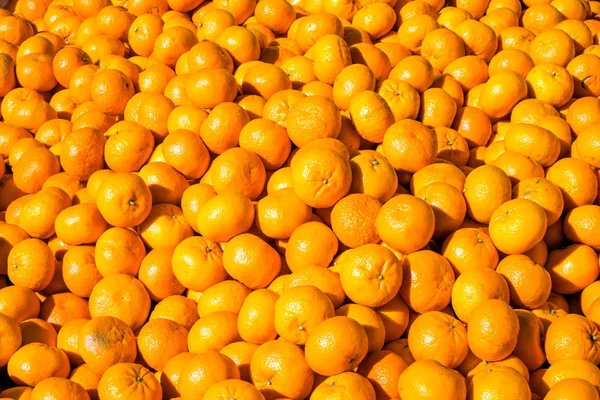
[1,0,600,398]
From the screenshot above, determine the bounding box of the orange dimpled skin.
[95,173,152,228]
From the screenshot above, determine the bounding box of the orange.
[286,95,342,147]
[12,147,60,194]
[149,295,199,331]
[451,267,509,323]
[94,227,145,277]
[357,351,407,399]
[104,121,154,173]
[513,177,565,226]
[15,53,57,92]
[236,288,277,344]
[349,150,398,202]
[97,363,161,400]
[410,162,466,194]
[238,118,291,171]
[488,198,548,254]
[280,56,318,90]
[68,366,100,395]
[419,87,458,128]
[195,9,236,41]
[197,280,250,317]
[512,309,547,371]
[137,203,193,249]
[90,68,135,116]
[382,119,437,174]
[444,55,489,92]
[389,55,434,93]
[62,246,102,298]
[54,203,109,246]
[545,378,600,400]
[137,318,188,371]
[420,27,466,71]
[222,233,281,289]
[29,377,90,400]
[291,146,352,208]
[187,310,241,354]
[376,194,435,254]
[398,360,467,400]
[566,96,600,136]
[7,343,70,386]
[479,71,528,119]
[455,20,498,62]
[431,74,465,108]
[545,314,600,364]
[349,43,392,83]
[262,89,306,127]
[256,188,311,239]
[0,223,29,275]
[250,340,314,399]
[349,90,395,143]
[522,4,564,34]
[210,148,266,200]
[574,123,600,168]
[376,78,421,122]
[196,192,254,243]
[489,49,534,79]
[436,6,472,30]
[547,243,600,295]
[186,40,233,74]
[399,250,455,313]
[305,316,368,376]
[496,254,552,308]
[529,29,575,67]
[215,26,261,66]
[463,165,512,224]
[416,181,467,239]
[96,172,152,228]
[186,67,237,109]
[555,19,593,54]
[352,3,396,40]
[273,285,333,345]
[338,243,403,307]
[0,286,39,323]
[526,64,574,109]
[171,236,226,292]
[199,102,249,155]
[178,351,240,399]
[285,221,338,272]
[467,365,531,399]
[541,359,600,396]
[88,275,150,330]
[568,54,600,97]
[152,26,198,68]
[434,127,470,166]
[203,379,265,400]
[181,184,217,234]
[408,311,468,369]
[7,238,55,292]
[467,299,519,361]
[138,247,186,302]
[219,342,258,382]
[442,227,499,274]
[167,104,208,135]
[330,194,380,248]
[0,312,21,368]
[241,63,292,100]
[546,158,598,211]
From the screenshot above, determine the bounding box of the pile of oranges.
[2,0,600,397]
